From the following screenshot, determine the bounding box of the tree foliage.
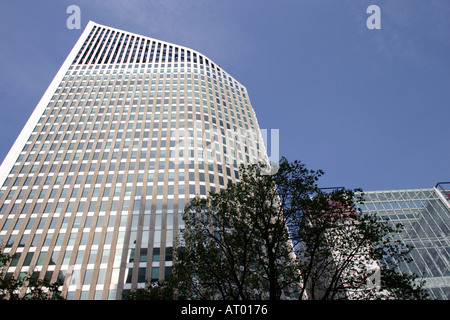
[127,279,177,300]
[174,161,303,300]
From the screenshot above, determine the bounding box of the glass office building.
[358,183,450,299]
[0,21,268,299]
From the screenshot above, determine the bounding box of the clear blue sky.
[0,0,449,191]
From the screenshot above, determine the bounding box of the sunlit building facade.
[358,183,450,299]
[0,21,268,299]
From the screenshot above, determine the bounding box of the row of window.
[3,221,175,248]
[2,181,212,216]
[66,64,246,94]
[2,160,239,200]
[37,114,255,141]
[54,81,246,106]
[70,62,244,92]
[3,209,174,232]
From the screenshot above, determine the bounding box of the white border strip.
[0,21,95,188]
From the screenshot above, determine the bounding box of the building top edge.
[86,21,198,57]
[80,21,247,91]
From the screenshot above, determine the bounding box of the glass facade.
[358,186,450,299]
[0,21,267,299]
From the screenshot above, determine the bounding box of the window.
[151,267,159,280]
[83,269,93,286]
[138,268,146,283]
[97,269,106,285]
[165,247,172,261]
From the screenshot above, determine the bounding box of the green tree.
[134,157,428,300]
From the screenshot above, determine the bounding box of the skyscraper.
[0,21,268,300]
